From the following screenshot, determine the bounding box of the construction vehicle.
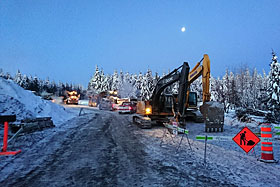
[133,54,224,131]
[64,91,80,105]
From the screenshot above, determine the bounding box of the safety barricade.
[259,123,277,163]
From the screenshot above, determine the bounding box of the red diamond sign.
[232,127,260,153]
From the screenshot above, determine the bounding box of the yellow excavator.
[133,54,224,132]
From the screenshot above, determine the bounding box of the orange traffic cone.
[259,123,277,163]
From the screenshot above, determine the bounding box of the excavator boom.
[188,54,210,103]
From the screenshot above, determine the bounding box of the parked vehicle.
[112,103,119,110]
[99,98,113,110]
[88,96,98,107]
[118,102,137,114]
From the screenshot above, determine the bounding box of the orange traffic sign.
[232,127,260,153]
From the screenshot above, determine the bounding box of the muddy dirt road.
[1,109,236,186]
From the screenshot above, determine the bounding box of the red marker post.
[0,115,21,156]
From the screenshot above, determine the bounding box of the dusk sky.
[0,0,280,87]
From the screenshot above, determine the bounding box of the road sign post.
[196,135,232,164]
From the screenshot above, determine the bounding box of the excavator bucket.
[200,101,224,132]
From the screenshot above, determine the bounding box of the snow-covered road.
[1,108,280,186]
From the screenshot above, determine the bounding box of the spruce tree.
[267,51,280,114]
[111,70,119,91]
[99,69,106,92]
[14,70,23,86]
[88,65,101,94]
[141,69,154,100]
[21,74,29,90]
[32,76,40,93]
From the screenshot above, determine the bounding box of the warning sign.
[232,127,260,153]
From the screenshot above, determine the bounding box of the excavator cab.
[187,92,197,108]
[159,94,174,113]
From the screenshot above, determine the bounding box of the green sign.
[196,136,213,140]
[196,135,232,141]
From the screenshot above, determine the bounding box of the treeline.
[88,66,158,100]
[88,51,280,116]
[0,69,84,97]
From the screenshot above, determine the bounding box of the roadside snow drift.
[0,78,73,125]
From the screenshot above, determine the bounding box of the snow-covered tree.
[88,65,102,94]
[118,70,124,90]
[14,70,23,86]
[42,77,52,93]
[228,71,237,109]
[111,70,119,91]
[267,51,280,112]
[21,74,30,90]
[99,69,107,92]
[58,82,66,96]
[190,77,202,101]
[134,72,143,98]
[103,75,111,90]
[118,72,138,98]
[259,70,269,109]
[222,69,231,110]
[32,76,40,93]
[153,72,160,87]
[49,80,57,94]
[141,69,154,100]
[124,72,131,84]
[210,76,225,105]
[250,68,262,109]
[131,73,138,87]
[4,72,12,80]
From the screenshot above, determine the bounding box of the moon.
[181,27,186,32]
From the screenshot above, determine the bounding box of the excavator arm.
[188,54,211,103]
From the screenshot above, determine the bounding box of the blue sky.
[0,0,280,87]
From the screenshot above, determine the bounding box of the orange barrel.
[260,123,276,163]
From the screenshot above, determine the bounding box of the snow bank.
[0,78,73,126]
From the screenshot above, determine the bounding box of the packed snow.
[0,78,74,126]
